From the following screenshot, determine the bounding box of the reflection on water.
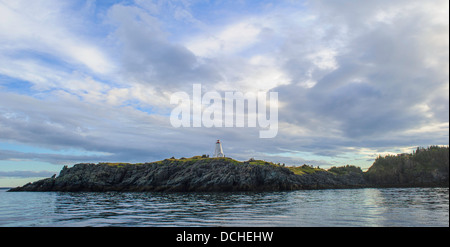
[0,187,448,226]
[52,191,294,227]
[361,188,449,226]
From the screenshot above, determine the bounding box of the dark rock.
[9,158,367,192]
[8,147,448,192]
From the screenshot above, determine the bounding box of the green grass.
[97,156,283,168]
[99,156,240,167]
[248,160,279,167]
[248,160,267,166]
[287,165,324,175]
[100,162,131,168]
[98,157,329,177]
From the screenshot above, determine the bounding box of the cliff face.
[364,146,449,187]
[8,157,366,192]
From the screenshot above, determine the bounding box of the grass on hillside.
[287,165,324,175]
[99,156,326,176]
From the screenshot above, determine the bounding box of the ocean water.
[0,187,448,227]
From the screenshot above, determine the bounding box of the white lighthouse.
[214,140,224,157]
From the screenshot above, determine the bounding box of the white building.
[214,140,224,157]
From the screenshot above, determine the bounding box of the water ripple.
[0,188,448,226]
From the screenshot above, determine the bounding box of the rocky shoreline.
[8,147,449,192]
[9,157,368,192]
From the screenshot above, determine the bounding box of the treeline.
[364,146,449,187]
[328,165,363,175]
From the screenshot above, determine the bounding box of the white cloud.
[0,0,448,174]
[307,48,338,70]
[0,0,114,75]
[186,20,262,57]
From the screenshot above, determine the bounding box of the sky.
[0,0,448,187]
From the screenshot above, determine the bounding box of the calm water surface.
[0,187,448,227]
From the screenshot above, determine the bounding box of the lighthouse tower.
[214,140,224,157]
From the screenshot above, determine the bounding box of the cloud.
[0,170,55,178]
[0,0,114,76]
[0,0,448,178]
[186,20,263,57]
[273,0,449,145]
[0,91,177,162]
[106,3,222,92]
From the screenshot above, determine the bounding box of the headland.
[9,146,448,192]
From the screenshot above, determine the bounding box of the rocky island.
[9,146,448,192]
